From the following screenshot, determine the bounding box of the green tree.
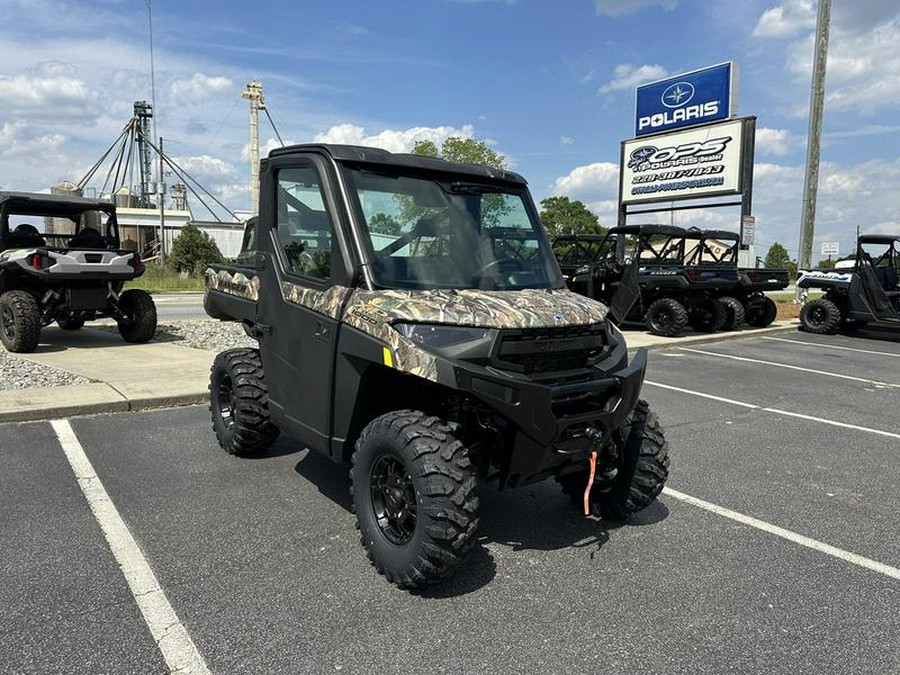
[412,137,506,169]
[816,258,836,269]
[539,196,606,241]
[167,223,224,275]
[764,242,791,269]
[367,212,402,236]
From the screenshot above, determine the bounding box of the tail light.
[746,270,757,281]
[28,252,51,270]
[686,268,698,281]
[129,253,142,269]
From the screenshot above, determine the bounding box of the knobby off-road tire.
[209,348,279,456]
[800,298,841,334]
[0,290,41,353]
[57,316,85,331]
[718,296,746,332]
[351,410,480,590]
[689,296,728,333]
[116,289,157,343]
[557,400,669,520]
[644,297,688,337]
[746,296,778,328]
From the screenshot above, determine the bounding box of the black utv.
[0,192,156,353]
[554,224,738,337]
[683,228,786,331]
[203,144,670,589]
[798,233,900,333]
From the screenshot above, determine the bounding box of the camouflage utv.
[204,144,669,589]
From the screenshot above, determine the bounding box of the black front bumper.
[450,346,648,488]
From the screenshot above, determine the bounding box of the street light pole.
[796,0,831,300]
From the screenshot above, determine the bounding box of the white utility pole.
[796,0,831,299]
[158,137,166,264]
[241,81,265,217]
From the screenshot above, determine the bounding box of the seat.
[67,227,106,249]
[10,223,46,248]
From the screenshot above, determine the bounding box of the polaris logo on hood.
[635,62,736,137]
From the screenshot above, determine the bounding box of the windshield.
[344,167,562,290]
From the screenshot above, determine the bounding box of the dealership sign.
[620,118,746,205]
[635,62,736,137]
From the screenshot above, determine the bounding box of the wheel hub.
[370,455,417,545]
[1,306,14,340]
[217,374,235,430]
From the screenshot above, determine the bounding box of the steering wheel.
[473,257,526,279]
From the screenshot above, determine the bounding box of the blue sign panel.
[635,62,735,137]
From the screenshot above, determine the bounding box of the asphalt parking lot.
[2,327,899,675]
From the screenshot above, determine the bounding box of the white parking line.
[761,336,900,358]
[664,487,900,581]
[679,347,900,389]
[51,419,211,675]
[644,380,900,440]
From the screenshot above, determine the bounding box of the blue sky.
[0,0,897,260]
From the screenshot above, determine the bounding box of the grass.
[125,263,205,293]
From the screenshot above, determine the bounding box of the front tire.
[689,296,727,333]
[209,348,279,455]
[746,296,778,327]
[351,411,480,589]
[644,297,688,337]
[718,296,746,331]
[558,400,669,519]
[116,289,157,343]
[0,291,41,353]
[800,298,841,334]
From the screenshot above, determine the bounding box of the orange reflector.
[583,450,597,516]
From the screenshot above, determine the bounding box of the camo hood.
[344,288,608,329]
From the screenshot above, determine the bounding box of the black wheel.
[644,297,688,337]
[116,289,157,343]
[557,400,669,519]
[57,315,85,331]
[718,296,745,331]
[209,348,279,455]
[747,296,778,328]
[688,296,727,332]
[351,410,480,589]
[800,298,841,334]
[0,290,41,353]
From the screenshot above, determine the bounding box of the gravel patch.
[0,350,93,391]
[2,320,254,391]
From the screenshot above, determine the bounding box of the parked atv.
[683,228,787,330]
[798,233,900,334]
[554,225,738,337]
[204,144,670,589]
[0,192,156,353]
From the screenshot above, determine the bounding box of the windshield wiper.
[448,182,518,195]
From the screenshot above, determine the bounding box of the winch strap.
[583,450,598,516]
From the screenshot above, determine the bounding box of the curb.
[629,320,799,352]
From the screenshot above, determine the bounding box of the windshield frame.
[338,162,565,291]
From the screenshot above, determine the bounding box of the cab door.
[255,158,351,452]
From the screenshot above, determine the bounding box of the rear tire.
[557,400,669,519]
[718,296,745,331]
[351,410,480,589]
[57,316,85,331]
[0,291,41,353]
[209,348,279,455]
[747,297,777,328]
[688,296,727,332]
[116,289,157,343]
[800,298,841,334]
[644,297,688,337]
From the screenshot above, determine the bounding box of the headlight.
[393,323,491,349]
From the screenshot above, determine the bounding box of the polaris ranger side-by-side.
[798,233,900,334]
[0,192,157,353]
[203,144,669,589]
[554,225,738,337]
[683,228,787,330]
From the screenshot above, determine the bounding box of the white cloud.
[0,73,98,122]
[313,123,476,153]
[170,73,234,104]
[753,0,816,39]
[595,0,677,17]
[559,135,574,145]
[599,64,667,94]
[864,220,900,236]
[755,127,791,156]
[0,121,66,158]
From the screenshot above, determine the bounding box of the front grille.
[494,323,608,375]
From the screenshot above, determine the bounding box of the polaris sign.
[635,62,736,137]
